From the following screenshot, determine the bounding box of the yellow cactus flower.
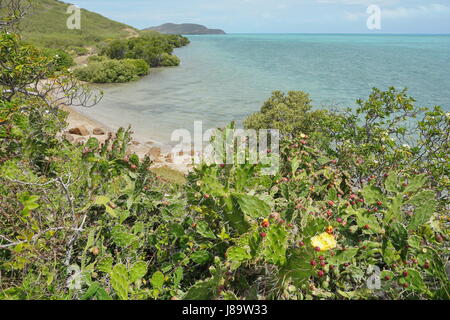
[311,232,337,252]
[326,225,333,234]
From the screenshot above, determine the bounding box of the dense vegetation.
[74,59,149,83]
[74,33,189,83]
[0,1,449,300]
[40,47,74,72]
[100,32,188,67]
[17,0,137,49]
[2,0,190,84]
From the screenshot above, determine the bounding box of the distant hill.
[18,0,139,48]
[144,23,226,35]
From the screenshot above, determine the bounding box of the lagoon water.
[77,34,450,145]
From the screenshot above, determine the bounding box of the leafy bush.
[101,33,188,67]
[246,89,449,204]
[40,47,74,72]
[160,53,180,67]
[180,131,449,300]
[74,59,141,83]
[124,59,150,76]
[102,39,128,60]
[68,46,90,56]
[166,34,191,48]
[244,90,333,143]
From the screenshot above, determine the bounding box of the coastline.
[62,105,193,174]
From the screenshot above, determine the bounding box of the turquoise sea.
[77,34,450,145]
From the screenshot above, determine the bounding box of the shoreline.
[62,105,193,174]
[62,42,195,175]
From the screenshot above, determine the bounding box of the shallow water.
[76,34,450,145]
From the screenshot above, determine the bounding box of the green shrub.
[101,33,188,67]
[103,39,128,60]
[160,53,180,67]
[68,46,90,56]
[167,34,191,48]
[40,48,74,72]
[124,58,150,76]
[244,90,333,142]
[74,59,141,83]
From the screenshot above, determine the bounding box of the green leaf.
[388,222,408,252]
[196,221,216,239]
[385,172,400,193]
[235,165,256,192]
[407,235,421,249]
[407,190,434,207]
[399,269,427,293]
[173,267,183,287]
[150,271,165,290]
[201,173,227,197]
[224,197,250,234]
[361,185,383,204]
[231,193,271,219]
[191,250,211,264]
[169,224,185,238]
[404,174,427,193]
[417,247,448,280]
[302,216,328,238]
[382,240,400,265]
[279,248,315,287]
[105,205,117,218]
[380,270,395,280]
[110,226,138,248]
[408,197,437,230]
[226,246,252,267]
[110,264,129,300]
[94,196,110,206]
[183,278,218,300]
[291,157,300,176]
[19,194,40,216]
[327,188,338,202]
[95,287,113,300]
[97,257,113,274]
[355,212,384,234]
[262,224,288,266]
[327,248,359,265]
[384,195,403,223]
[81,282,100,300]
[129,261,147,283]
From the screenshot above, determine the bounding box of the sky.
[70,0,450,33]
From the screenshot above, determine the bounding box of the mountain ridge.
[144,23,226,35]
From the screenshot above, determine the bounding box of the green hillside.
[19,0,138,48]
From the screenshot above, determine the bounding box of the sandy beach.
[62,105,193,174]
